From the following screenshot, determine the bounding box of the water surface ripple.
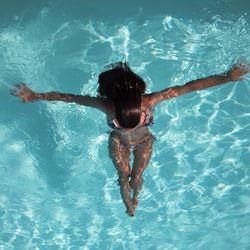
[0,4,250,250]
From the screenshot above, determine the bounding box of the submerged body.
[10,62,250,216]
[107,104,154,149]
[106,100,155,215]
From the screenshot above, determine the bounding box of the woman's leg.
[130,135,154,208]
[108,132,134,216]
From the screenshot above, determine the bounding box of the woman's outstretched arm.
[145,63,250,107]
[10,83,111,113]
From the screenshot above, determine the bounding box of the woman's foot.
[126,206,135,217]
[132,198,138,208]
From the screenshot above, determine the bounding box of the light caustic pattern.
[0,8,250,250]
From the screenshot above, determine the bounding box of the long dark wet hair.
[98,62,146,128]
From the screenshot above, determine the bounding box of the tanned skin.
[10,63,250,216]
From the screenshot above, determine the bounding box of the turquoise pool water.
[1,0,250,249]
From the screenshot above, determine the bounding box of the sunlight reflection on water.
[0,3,250,249]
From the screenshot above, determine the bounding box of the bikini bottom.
[119,132,156,151]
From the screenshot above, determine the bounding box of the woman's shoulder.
[141,95,153,111]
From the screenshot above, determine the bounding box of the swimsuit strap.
[141,109,154,127]
[107,116,123,130]
[107,109,153,130]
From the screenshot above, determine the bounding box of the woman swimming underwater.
[10,62,249,216]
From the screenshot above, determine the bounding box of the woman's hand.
[10,83,38,103]
[225,63,250,81]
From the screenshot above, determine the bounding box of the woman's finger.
[10,84,21,92]
[10,87,19,95]
[9,88,15,94]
